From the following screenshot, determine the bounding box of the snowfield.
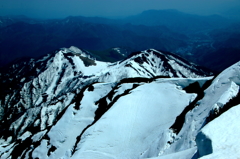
[0,46,239,159]
[71,82,197,159]
[197,105,240,159]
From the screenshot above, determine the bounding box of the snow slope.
[197,105,240,159]
[159,61,240,157]
[98,49,211,82]
[0,46,239,159]
[71,81,197,159]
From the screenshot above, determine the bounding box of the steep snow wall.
[197,105,240,159]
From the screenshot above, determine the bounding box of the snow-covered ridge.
[60,46,95,59]
[0,46,239,159]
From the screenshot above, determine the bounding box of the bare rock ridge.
[0,46,239,159]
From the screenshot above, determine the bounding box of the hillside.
[0,10,239,72]
[0,46,239,158]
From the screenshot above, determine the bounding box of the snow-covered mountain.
[0,46,239,159]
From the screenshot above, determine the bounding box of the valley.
[0,10,240,72]
[1,9,240,159]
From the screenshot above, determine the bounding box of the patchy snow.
[113,48,121,53]
[32,83,114,159]
[1,46,238,159]
[0,143,15,159]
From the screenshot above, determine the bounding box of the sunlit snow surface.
[0,46,240,159]
[71,82,196,159]
[198,105,240,159]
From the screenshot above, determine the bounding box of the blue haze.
[0,0,240,19]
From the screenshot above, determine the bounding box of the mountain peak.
[5,46,240,159]
[62,46,83,54]
[124,48,212,78]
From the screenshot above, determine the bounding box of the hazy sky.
[0,0,240,19]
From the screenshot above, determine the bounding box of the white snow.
[113,48,121,53]
[155,77,212,89]
[147,147,196,159]
[38,54,51,62]
[71,55,109,76]
[68,46,82,54]
[158,61,240,157]
[31,130,48,142]
[1,46,239,159]
[197,105,240,159]
[32,83,114,159]
[111,83,134,100]
[0,143,15,159]
[72,81,197,159]
[19,131,32,141]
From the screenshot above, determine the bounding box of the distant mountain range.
[125,9,231,33]
[0,46,239,158]
[0,9,240,72]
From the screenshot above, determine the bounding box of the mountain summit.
[0,47,239,159]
